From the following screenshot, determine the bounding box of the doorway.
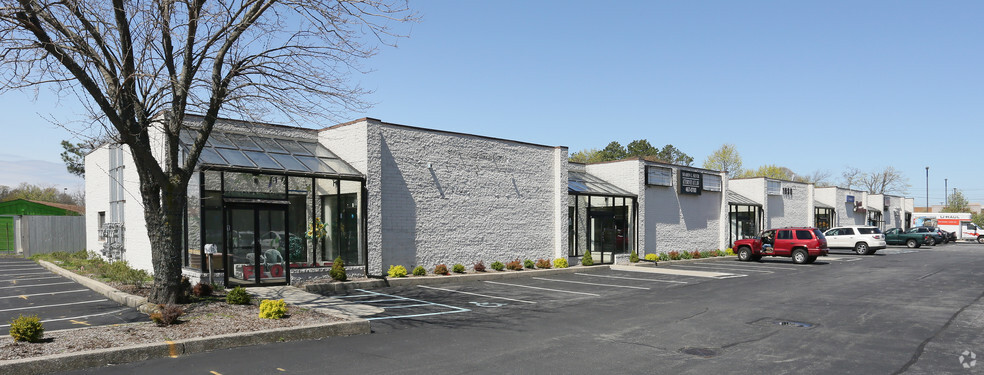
[226,204,288,286]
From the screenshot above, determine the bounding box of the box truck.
[911,212,984,243]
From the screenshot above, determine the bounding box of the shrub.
[681,251,693,260]
[150,304,185,326]
[553,258,569,268]
[388,265,408,278]
[659,252,670,261]
[434,264,449,275]
[523,259,535,269]
[644,253,658,261]
[581,251,594,266]
[101,260,151,287]
[473,261,487,272]
[9,315,44,342]
[452,263,466,273]
[192,282,213,297]
[505,259,523,271]
[668,251,681,260]
[411,265,426,276]
[716,249,726,257]
[329,257,347,281]
[535,258,551,269]
[490,261,505,271]
[692,250,702,259]
[259,299,288,319]
[725,248,736,256]
[630,251,639,263]
[226,286,252,305]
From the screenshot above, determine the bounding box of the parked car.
[943,229,957,243]
[884,227,930,248]
[823,225,887,255]
[906,226,944,246]
[734,227,829,264]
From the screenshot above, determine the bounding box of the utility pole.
[945,178,948,206]
[925,167,929,212]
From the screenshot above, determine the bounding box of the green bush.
[452,263,466,273]
[659,252,670,261]
[101,260,151,287]
[329,257,347,281]
[630,251,639,263]
[259,299,288,319]
[681,251,693,260]
[505,259,523,271]
[691,251,702,259]
[725,248,736,256]
[434,264,449,275]
[553,258,569,268]
[645,253,658,261]
[490,261,505,271]
[523,259,535,269]
[389,265,409,278]
[412,265,426,276]
[9,314,44,342]
[226,286,252,305]
[668,251,681,260]
[535,258,551,269]
[150,304,184,326]
[581,251,594,266]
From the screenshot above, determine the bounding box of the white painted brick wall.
[731,178,812,229]
[85,146,111,255]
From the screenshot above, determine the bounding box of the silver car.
[823,226,887,255]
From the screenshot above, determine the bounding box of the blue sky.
[1,0,982,205]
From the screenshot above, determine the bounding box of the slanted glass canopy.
[568,171,635,197]
[179,130,361,177]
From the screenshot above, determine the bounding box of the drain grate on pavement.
[749,317,818,329]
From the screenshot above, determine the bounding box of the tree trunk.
[146,182,187,304]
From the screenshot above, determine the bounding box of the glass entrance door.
[589,209,615,264]
[226,206,288,286]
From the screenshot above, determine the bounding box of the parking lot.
[0,258,144,335]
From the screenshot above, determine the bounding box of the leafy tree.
[655,144,693,166]
[0,183,80,205]
[738,164,796,180]
[59,140,93,177]
[600,141,627,161]
[972,212,984,229]
[626,139,659,158]
[569,148,605,164]
[942,189,969,213]
[702,144,743,178]
[0,1,415,304]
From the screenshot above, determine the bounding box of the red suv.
[733,227,829,264]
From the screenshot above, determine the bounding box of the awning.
[814,200,834,209]
[179,129,362,178]
[728,191,761,206]
[568,171,635,197]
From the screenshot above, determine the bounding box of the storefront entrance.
[226,204,288,286]
[588,206,628,264]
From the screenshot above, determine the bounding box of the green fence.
[0,216,13,253]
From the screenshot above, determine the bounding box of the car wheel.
[928,238,936,246]
[906,239,918,248]
[738,247,752,261]
[792,249,808,264]
[854,242,870,255]
[805,256,818,264]
[978,236,984,244]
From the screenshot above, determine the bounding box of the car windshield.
[857,228,882,234]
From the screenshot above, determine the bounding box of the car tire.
[854,242,870,255]
[805,256,818,264]
[792,249,808,264]
[906,239,919,248]
[928,238,937,246]
[738,247,752,261]
[978,236,984,244]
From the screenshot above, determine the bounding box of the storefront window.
[729,204,761,246]
[288,177,314,266]
[814,207,834,232]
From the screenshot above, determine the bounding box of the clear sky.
[1,0,981,205]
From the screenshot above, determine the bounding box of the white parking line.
[418,285,537,304]
[0,299,108,313]
[698,262,798,270]
[331,293,376,299]
[575,273,688,284]
[0,289,90,299]
[0,308,130,329]
[530,277,651,290]
[381,303,434,309]
[0,268,44,272]
[484,281,600,296]
[1,276,63,282]
[667,264,774,273]
[0,281,75,289]
[355,289,471,321]
[609,265,740,278]
[5,272,55,277]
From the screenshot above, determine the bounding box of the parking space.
[0,258,144,335]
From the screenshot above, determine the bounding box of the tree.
[0,182,80,205]
[796,169,832,187]
[840,167,863,190]
[972,211,984,229]
[0,1,414,304]
[738,164,796,180]
[942,189,969,213]
[599,141,627,161]
[655,144,693,166]
[858,166,910,195]
[702,143,743,178]
[569,148,605,164]
[59,140,94,177]
[626,139,659,158]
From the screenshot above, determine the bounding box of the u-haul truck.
[911,212,984,243]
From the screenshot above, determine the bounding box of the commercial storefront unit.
[814,187,868,231]
[87,116,571,284]
[583,158,728,258]
[729,178,814,231]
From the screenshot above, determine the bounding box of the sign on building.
[679,171,702,195]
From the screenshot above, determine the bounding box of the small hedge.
[192,282,213,297]
[259,299,288,319]
[473,261,487,272]
[644,253,658,261]
[412,265,426,276]
[150,304,185,326]
[226,286,251,305]
[523,259,535,269]
[581,251,594,266]
[329,257,347,281]
[505,259,523,271]
[452,263,466,273]
[658,252,670,261]
[490,261,505,271]
[553,258,569,268]
[389,265,408,278]
[630,251,639,263]
[9,315,44,342]
[725,248,736,256]
[434,264,449,275]
[535,258,551,269]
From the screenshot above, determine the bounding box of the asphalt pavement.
[58,242,984,374]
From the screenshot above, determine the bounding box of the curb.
[304,264,610,293]
[0,320,370,375]
[36,260,153,312]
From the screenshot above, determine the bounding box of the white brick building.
[729,178,814,230]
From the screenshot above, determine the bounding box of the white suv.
[823,226,887,255]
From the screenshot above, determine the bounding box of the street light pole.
[945,178,948,207]
[925,167,929,212]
